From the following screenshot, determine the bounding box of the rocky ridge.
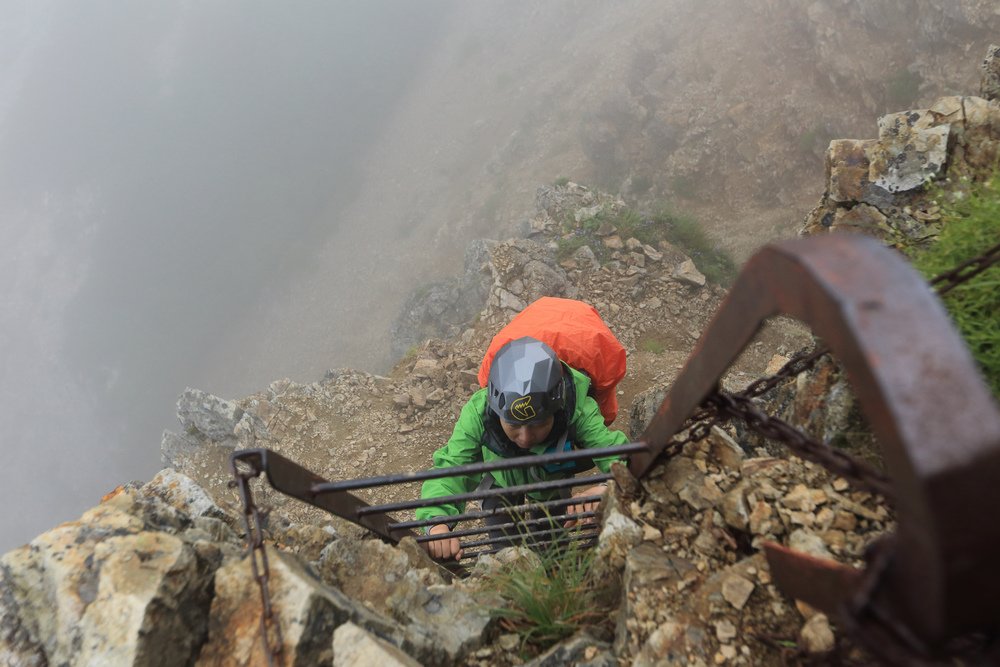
[2,45,999,667]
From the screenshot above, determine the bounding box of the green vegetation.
[654,207,738,284]
[885,68,923,110]
[479,532,613,653]
[553,176,571,187]
[908,174,1000,398]
[555,203,737,285]
[638,335,667,355]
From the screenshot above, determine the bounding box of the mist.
[0,1,452,552]
[4,0,997,554]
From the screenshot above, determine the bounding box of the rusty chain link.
[929,240,1000,296]
[668,238,999,494]
[230,459,284,667]
[660,240,1000,663]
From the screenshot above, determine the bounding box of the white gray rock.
[176,388,244,443]
[333,622,423,667]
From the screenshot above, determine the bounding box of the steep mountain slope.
[201,0,1000,388]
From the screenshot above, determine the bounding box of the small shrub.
[556,201,737,284]
[480,530,613,653]
[554,176,570,187]
[909,174,1000,398]
[653,207,738,285]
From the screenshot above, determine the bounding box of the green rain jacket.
[415,364,629,523]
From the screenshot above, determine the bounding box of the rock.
[0,489,218,667]
[389,239,495,357]
[522,631,614,667]
[573,245,600,269]
[595,508,643,572]
[869,109,949,193]
[160,429,204,467]
[198,546,356,666]
[673,259,706,286]
[981,44,1000,101]
[140,469,236,527]
[707,426,744,471]
[781,484,827,513]
[333,622,422,667]
[764,354,790,376]
[714,618,737,643]
[799,613,835,654]
[411,358,440,376]
[826,139,876,203]
[602,235,624,250]
[720,484,750,532]
[176,388,244,442]
[316,538,491,661]
[788,529,833,560]
[721,574,755,610]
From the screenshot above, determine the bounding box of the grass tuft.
[479,528,612,653]
[556,202,737,285]
[908,174,1000,399]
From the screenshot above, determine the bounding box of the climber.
[417,334,630,561]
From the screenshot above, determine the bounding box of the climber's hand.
[425,523,463,560]
[564,483,608,529]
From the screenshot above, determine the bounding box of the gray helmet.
[487,337,565,424]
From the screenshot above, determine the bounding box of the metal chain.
[230,462,284,667]
[929,240,1000,296]
[710,392,894,499]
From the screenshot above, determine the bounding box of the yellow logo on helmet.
[510,396,536,421]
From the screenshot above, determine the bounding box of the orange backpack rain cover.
[477,297,626,425]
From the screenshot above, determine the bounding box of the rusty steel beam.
[632,233,1000,647]
[230,449,415,542]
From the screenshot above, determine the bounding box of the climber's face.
[500,415,555,449]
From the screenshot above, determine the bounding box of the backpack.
[477,297,626,425]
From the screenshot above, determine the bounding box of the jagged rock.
[176,387,244,443]
[389,239,496,358]
[826,139,877,203]
[788,529,833,560]
[595,508,642,572]
[315,538,491,662]
[333,623,422,667]
[0,488,220,667]
[522,631,614,667]
[720,574,755,610]
[981,44,1000,100]
[572,245,600,269]
[160,429,204,467]
[481,239,578,327]
[315,538,444,616]
[869,109,950,193]
[799,613,835,654]
[673,259,706,286]
[198,546,353,666]
[141,468,236,527]
[720,482,750,531]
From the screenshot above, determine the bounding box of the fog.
[0,1,453,552]
[3,0,996,554]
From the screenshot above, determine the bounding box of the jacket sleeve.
[415,392,487,523]
[570,378,630,473]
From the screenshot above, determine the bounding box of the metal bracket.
[631,233,1000,646]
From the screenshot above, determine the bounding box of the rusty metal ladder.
[232,233,1000,663]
